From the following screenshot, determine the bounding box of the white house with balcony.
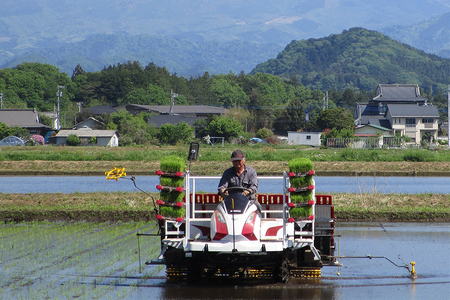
[386,104,439,143]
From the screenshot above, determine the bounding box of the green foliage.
[252,27,450,93]
[160,155,186,172]
[160,176,185,187]
[0,122,10,140]
[157,122,193,145]
[108,111,156,146]
[206,115,243,141]
[210,73,249,107]
[289,176,313,188]
[289,206,313,217]
[316,108,355,131]
[160,191,185,203]
[39,114,53,127]
[160,206,186,218]
[288,157,314,172]
[66,134,81,146]
[402,150,437,162]
[290,191,313,203]
[256,128,273,139]
[89,136,97,145]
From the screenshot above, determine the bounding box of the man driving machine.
[218,149,258,199]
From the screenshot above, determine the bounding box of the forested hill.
[251,28,450,93]
[1,34,283,77]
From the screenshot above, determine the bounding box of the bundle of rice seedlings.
[288,157,313,173]
[289,206,313,218]
[160,156,186,173]
[160,206,186,218]
[160,176,185,187]
[290,190,313,203]
[289,176,313,188]
[160,190,184,203]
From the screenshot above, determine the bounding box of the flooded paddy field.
[1,222,449,299]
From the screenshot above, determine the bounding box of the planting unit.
[149,157,336,282]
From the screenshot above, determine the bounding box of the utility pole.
[169,89,178,116]
[448,85,450,147]
[0,92,3,109]
[76,102,83,113]
[57,86,65,129]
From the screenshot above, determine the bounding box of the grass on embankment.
[1,192,449,222]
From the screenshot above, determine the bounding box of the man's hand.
[219,188,228,198]
[242,190,251,196]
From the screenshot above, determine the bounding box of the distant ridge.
[251,28,450,92]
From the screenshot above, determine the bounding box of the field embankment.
[2,160,450,176]
[1,191,449,223]
[1,146,450,222]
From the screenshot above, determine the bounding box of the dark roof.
[125,104,227,115]
[372,84,427,103]
[387,104,439,117]
[359,115,392,129]
[85,105,118,115]
[0,109,50,129]
[355,124,392,132]
[149,115,202,127]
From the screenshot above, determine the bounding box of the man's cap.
[231,150,245,161]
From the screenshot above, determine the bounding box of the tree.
[210,74,249,107]
[206,115,243,141]
[39,114,53,127]
[158,122,193,145]
[66,134,81,146]
[316,108,355,131]
[256,128,273,139]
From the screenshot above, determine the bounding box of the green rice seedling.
[160,206,186,218]
[289,176,313,188]
[160,176,185,187]
[289,206,313,218]
[288,157,313,172]
[160,156,186,173]
[290,190,313,203]
[160,191,184,203]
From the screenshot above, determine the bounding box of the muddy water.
[136,222,450,300]
[2,222,448,299]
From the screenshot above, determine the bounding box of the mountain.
[380,12,450,59]
[1,0,450,76]
[1,34,283,77]
[251,28,450,92]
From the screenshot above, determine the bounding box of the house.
[287,131,322,146]
[386,104,439,143]
[148,114,202,137]
[53,128,119,146]
[354,124,395,148]
[73,117,105,130]
[0,109,51,135]
[85,105,118,116]
[121,104,227,117]
[148,115,200,128]
[354,84,438,144]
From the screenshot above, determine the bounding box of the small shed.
[287,132,322,146]
[54,129,119,147]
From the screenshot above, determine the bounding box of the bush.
[256,128,273,139]
[66,134,81,146]
[89,137,97,145]
[30,134,45,145]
